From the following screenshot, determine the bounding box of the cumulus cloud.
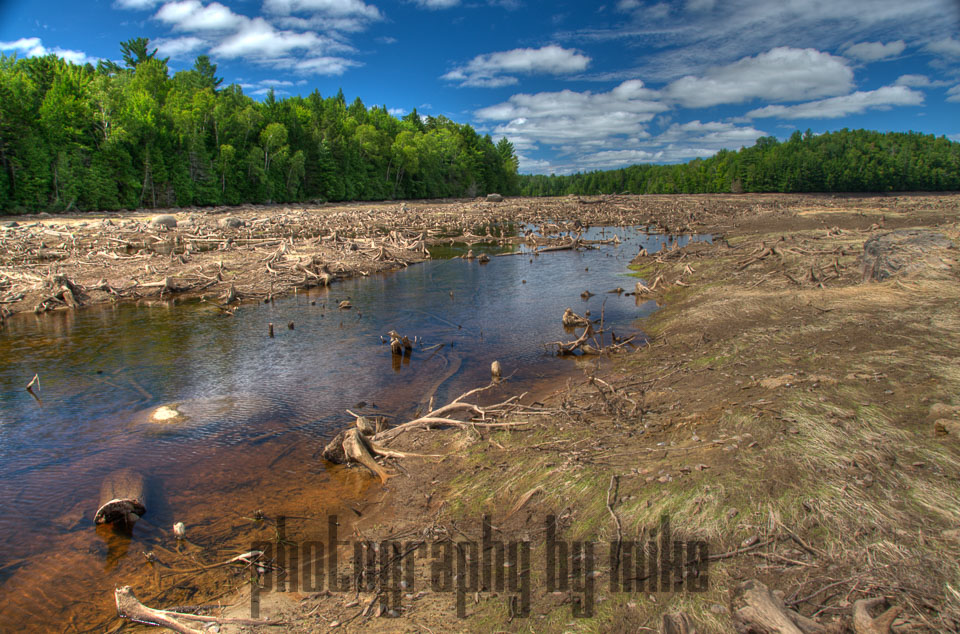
[475,80,666,147]
[264,0,381,18]
[844,40,905,61]
[0,37,97,64]
[926,37,960,57]
[746,85,924,119]
[443,45,590,87]
[894,74,931,87]
[113,0,160,9]
[947,85,960,103]
[663,47,853,108]
[147,0,375,74]
[154,36,208,58]
[155,1,244,31]
[210,17,343,59]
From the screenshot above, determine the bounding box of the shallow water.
[0,225,707,630]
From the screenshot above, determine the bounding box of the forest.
[519,129,960,197]
[0,38,521,213]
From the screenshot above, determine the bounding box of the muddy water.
[0,226,706,631]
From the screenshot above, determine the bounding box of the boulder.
[861,229,955,282]
[150,214,177,230]
[219,217,244,228]
[934,419,960,438]
[486,193,504,203]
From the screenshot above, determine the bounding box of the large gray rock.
[219,217,245,228]
[861,229,955,282]
[486,193,504,203]
[150,214,178,229]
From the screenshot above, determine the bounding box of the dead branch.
[115,586,285,632]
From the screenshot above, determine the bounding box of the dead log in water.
[94,468,147,528]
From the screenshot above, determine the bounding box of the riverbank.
[5,193,959,632]
[4,193,944,320]
[200,193,960,633]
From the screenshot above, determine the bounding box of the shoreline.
[3,193,959,631]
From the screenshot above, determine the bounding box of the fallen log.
[94,468,147,528]
[115,585,284,632]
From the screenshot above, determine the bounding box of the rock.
[150,405,183,423]
[150,214,177,229]
[219,217,244,228]
[928,403,960,421]
[486,193,504,202]
[934,419,960,437]
[1,221,19,228]
[861,229,955,282]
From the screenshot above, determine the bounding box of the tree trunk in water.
[94,468,147,528]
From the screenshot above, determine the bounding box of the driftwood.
[94,468,147,528]
[115,585,284,632]
[852,598,901,634]
[733,579,898,634]
[562,307,590,327]
[322,383,533,480]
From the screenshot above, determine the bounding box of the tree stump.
[94,468,147,528]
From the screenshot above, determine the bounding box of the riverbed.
[0,225,706,631]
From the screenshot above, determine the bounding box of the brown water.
[0,226,707,631]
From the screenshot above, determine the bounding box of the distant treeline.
[519,129,960,196]
[0,38,520,213]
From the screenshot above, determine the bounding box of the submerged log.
[94,468,147,528]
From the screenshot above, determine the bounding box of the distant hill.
[519,129,960,196]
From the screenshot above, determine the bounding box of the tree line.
[519,129,960,197]
[0,38,521,213]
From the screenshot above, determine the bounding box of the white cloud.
[0,37,97,64]
[475,80,666,148]
[926,37,960,57]
[686,0,715,10]
[560,0,956,84]
[947,85,960,103]
[663,47,853,108]
[263,0,382,20]
[746,85,924,119]
[154,36,207,58]
[411,0,460,8]
[388,107,406,116]
[844,40,905,62]
[894,74,931,87]
[210,17,344,59]
[616,0,641,10]
[443,45,590,87]
[113,0,160,8]
[293,56,359,74]
[155,1,244,31]
[517,154,555,173]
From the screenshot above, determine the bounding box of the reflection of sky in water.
[0,227,708,579]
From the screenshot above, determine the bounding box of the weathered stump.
[94,468,147,528]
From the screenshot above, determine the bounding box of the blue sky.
[1,0,958,174]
